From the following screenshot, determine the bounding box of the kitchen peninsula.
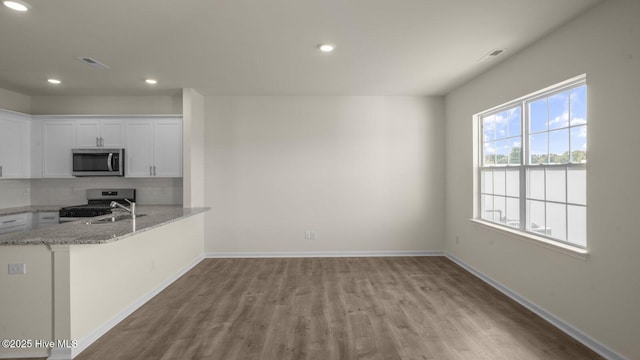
[0,206,208,360]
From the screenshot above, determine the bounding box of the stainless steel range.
[59,189,136,223]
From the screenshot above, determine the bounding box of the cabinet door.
[153,119,182,177]
[101,119,124,148]
[0,112,31,178]
[125,120,154,177]
[76,119,101,148]
[42,120,75,177]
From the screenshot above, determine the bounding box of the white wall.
[182,89,206,207]
[205,96,445,254]
[444,1,640,359]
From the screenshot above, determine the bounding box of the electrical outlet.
[8,263,26,275]
[305,231,316,240]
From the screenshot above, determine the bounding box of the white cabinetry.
[125,117,182,178]
[0,110,31,178]
[76,118,124,148]
[0,213,31,235]
[35,211,59,228]
[41,119,75,178]
[36,115,182,178]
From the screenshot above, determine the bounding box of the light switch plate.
[8,263,26,275]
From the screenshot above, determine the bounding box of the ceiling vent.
[77,57,110,70]
[479,48,506,62]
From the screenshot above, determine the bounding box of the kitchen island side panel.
[68,213,205,354]
[0,245,53,359]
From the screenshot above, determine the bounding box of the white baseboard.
[205,250,444,258]
[445,253,627,360]
[69,254,205,359]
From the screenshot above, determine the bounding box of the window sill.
[469,219,589,261]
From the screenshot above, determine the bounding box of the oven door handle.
[107,153,114,172]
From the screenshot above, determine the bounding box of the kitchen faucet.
[110,199,136,219]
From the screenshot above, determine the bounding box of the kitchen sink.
[85,214,146,224]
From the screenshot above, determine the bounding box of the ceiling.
[0,0,601,96]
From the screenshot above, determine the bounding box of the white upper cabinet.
[76,118,124,148]
[153,119,182,177]
[124,119,154,177]
[29,115,181,179]
[125,117,182,178]
[41,119,75,178]
[0,110,31,179]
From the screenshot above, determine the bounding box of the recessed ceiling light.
[145,79,158,85]
[47,79,61,85]
[3,0,31,12]
[317,43,336,53]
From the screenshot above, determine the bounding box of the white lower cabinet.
[125,117,182,178]
[0,213,31,235]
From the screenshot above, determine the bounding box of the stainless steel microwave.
[72,149,124,177]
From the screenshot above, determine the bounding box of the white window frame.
[473,75,587,256]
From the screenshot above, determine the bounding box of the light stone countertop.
[0,206,209,246]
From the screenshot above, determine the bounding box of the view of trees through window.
[479,79,587,248]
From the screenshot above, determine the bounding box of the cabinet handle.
[41,217,55,220]
[153,165,156,176]
[0,165,2,177]
[96,137,100,147]
[100,137,104,147]
[2,219,17,224]
[150,166,153,176]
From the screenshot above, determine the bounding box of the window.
[478,76,587,248]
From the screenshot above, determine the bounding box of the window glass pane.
[570,86,587,126]
[567,168,586,205]
[506,197,520,228]
[494,169,505,196]
[527,168,545,200]
[481,194,494,221]
[495,111,508,140]
[483,115,495,141]
[568,205,586,247]
[494,196,506,224]
[549,129,569,164]
[483,142,495,165]
[546,168,566,203]
[529,99,547,133]
[548,91,569,130]
[509,138,521,165]
[496,139,509,165]
[570,125,587,163]
[529,132,548,164]
[508,108,521,137]
[481,169,493,194]
[527,200,546,234]
[546,203,567,241]
[505,169,519,197]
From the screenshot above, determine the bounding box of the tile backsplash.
[29,177,183,206]
[0,179,31,208]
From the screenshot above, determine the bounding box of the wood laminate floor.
[70,257,601,360]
